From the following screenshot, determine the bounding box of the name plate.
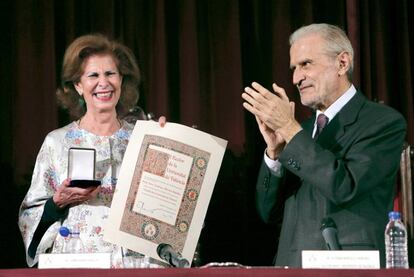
[302,250,380,269]
[38,253,111,269]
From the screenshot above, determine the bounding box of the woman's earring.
[78,96,85,107]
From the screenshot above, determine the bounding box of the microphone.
[157,243,190,268]
[320,217,342,250]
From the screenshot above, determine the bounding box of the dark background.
[1,0,413,268]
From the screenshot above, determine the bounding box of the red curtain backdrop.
[1,0,413,268]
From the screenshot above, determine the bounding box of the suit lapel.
[316,92,366,149]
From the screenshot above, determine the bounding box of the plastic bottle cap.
[59,226,70,237]
[388,211,401,220]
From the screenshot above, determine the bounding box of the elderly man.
[242,23,406,268]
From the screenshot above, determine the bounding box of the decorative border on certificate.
[119,135,210,253]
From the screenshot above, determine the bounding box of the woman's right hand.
[53,179,100,209]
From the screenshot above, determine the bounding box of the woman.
[18,34,164,267]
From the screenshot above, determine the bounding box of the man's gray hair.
[289,23,354,80]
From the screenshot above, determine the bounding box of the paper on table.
[103,121,227,265]
[38,253,111,269]
[302,250,380,269]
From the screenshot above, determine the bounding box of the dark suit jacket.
[256,92,406,268]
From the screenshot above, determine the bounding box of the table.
[1,268,413,277]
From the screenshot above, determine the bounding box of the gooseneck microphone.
[157,243,190,268]
[320,217,342,250]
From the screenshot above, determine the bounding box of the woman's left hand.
[158,116,166,127]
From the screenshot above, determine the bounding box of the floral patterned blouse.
[18,120,136,267]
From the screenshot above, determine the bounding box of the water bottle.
[56,226,71,253]
[385,211,409,268]
[62,225,85,253]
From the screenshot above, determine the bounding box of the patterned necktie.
[314,113,329,139]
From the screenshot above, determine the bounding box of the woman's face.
[74,54,122,115]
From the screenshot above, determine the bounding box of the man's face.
[289,34,342,111]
